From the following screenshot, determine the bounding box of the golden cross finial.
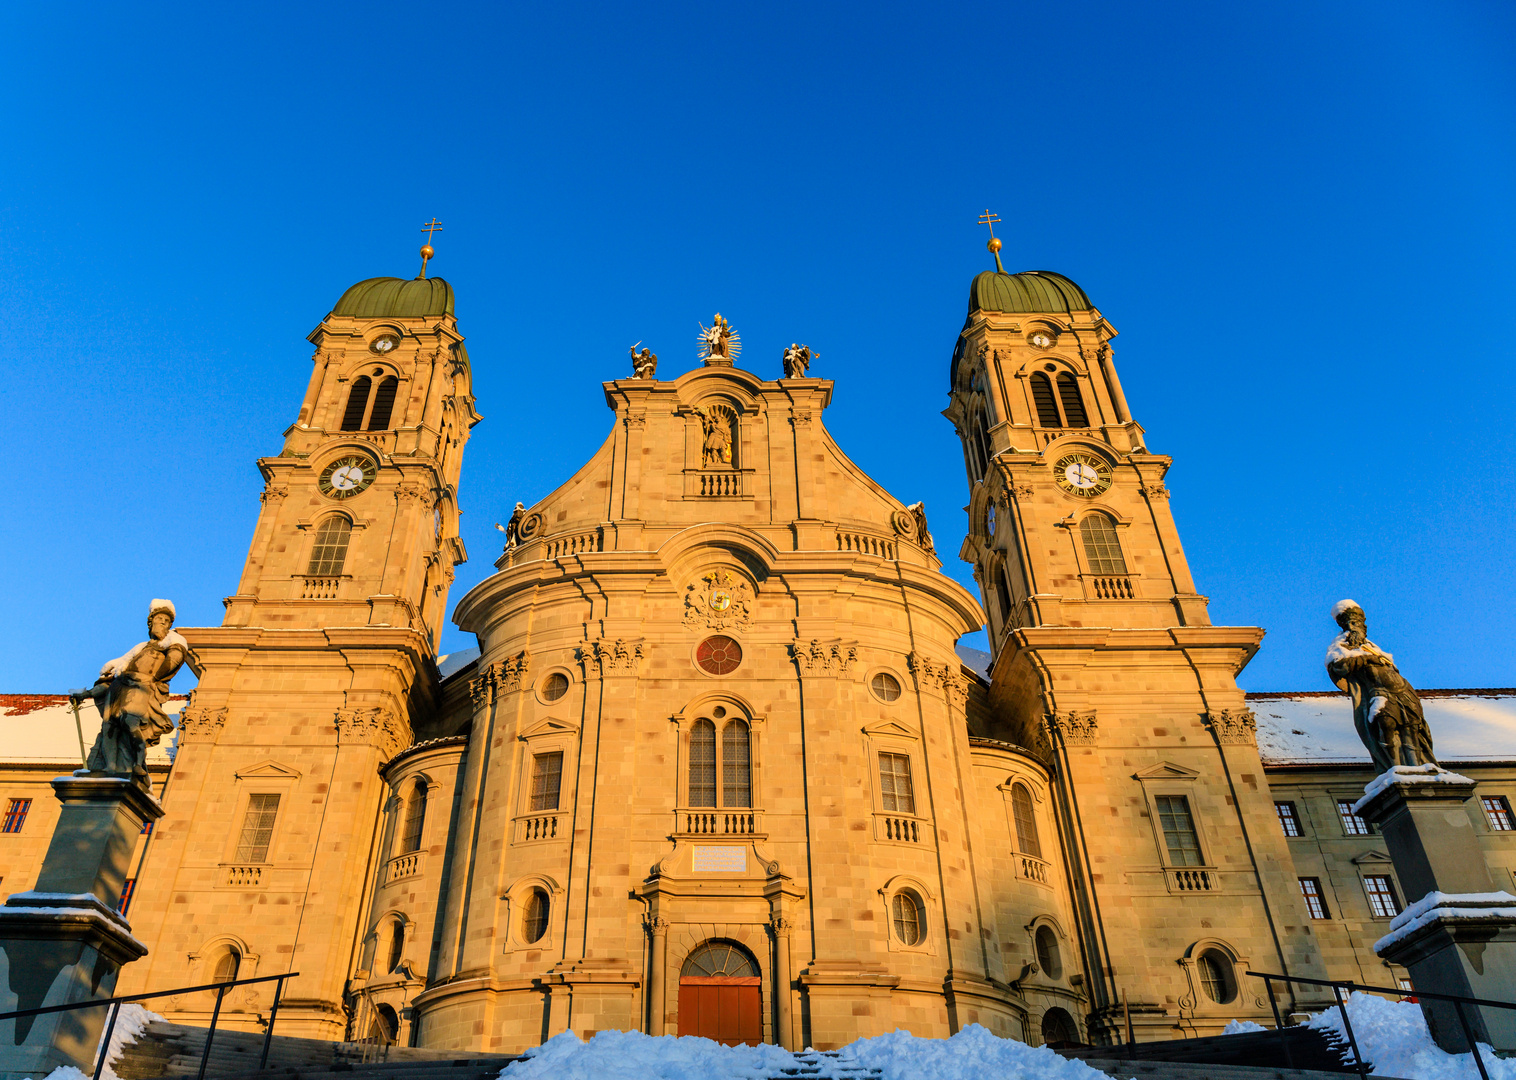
[978,209,1005,273]
[418,218,443,279]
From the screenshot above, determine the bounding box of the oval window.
[1198,949,1235,1003]
[891,891,924,945]
[695,635,742,676]
[1035,925,1062,980]
[870,672,902,703]
[523,888,550,944]
[541,672,569,702]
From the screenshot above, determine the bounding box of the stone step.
[1079,1060,1412,1080]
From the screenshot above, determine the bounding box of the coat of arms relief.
[683,568,753,630]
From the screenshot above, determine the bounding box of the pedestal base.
[0,776,161,1079]
[1376,893,1516,1053]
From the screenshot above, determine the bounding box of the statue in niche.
[1325,599,1437,772]
[70,599,190,790]
[629,342,657,380]
[692,404,734,467]
[697,314,741,365]
[782,344,816,378]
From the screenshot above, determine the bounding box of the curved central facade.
[411,361,1073,1049]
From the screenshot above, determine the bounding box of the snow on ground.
[499,1025,1113,1080]
[27,1004,162,1080]
[1309,991,1516,1080]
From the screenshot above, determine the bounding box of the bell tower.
[947,237,1331,1038]
[120,247,482,1038]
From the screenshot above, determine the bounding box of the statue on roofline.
[70,599,190,790]
[629,342,657,380]
[1325,599,1437,773]
[782,344,816,379]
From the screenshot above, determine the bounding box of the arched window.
[721,720,751,808]
[689,719,716,807]
[1035,926,1062,979]
[1029,372,1062,427]
[212,946,241,984]
[1056,373,1088,426]
[891,891,924,945]
[682,940,759,978]
[1041,1007,1079,1046]
[386,920,404,973]
[367,376,399,431]
[522,888,550,943]
[307,516,352,576]
[1198,949,1236,1003]
[400,781,427,854]
[1011,783,1041,858]
[340,376,372,431]
[994,566,1014,629]
[1079,513,1127,576]
[371,1003,399,1043]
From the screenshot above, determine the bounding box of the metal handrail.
[0,971,299,1080]
[1248,969,1514,1080]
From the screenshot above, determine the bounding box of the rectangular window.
[1337,800,1371,836]
[233,794,280,863]
[1156,795,1204,866]
[529,752,563,812]
[118,878,136,916]
[878,753,915,815]
[2,799,32,834]
[1397,977,1414,994]
[1299,877,1329,919]
[141,820,153,837]
[1276,801,1302,837]
[1482,796,1514,832]
[1365,875,1401,918]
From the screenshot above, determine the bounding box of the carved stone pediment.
[683,568,753,632]
[1132,761,1200,782]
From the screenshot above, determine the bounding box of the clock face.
[370,334,399,354]
[1053,452,1113,498]
[318,455,375,500]
[1029,331,1053,348]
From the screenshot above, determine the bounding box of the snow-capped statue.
[1325,599,1437,773]
[70,598,190,790]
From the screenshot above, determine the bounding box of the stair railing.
[0,970,299,1080]
[1249,969,1514,1080]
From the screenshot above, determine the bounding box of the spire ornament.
[978,209,1005,273]
[418,217,443,279]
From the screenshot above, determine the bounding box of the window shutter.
[341,377,372,431]
[1030,373,1062,427]
[1056,373,1088,426]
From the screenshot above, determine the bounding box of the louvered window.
[878,752,915,814]
[234,794,280,863]
[400,782,427,853]
[722,720,751,808]
[1056,373,1088,426]
[529,753,563,812]
[1156,795,1203,866]
[689,720,717,807]
[1029,373,1062,427]
[1011,783,1041,858]
[341,376,372,431]
[367,376,399,431]
[1079,513,1127,575]
[307,516,352,576]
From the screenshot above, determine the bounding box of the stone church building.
[3,259,1515,1054]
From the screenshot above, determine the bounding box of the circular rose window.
[695,635,742,676]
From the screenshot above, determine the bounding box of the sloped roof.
[968,270,1093,316]
[1250,690,1516,766]
[331,277,453,319]
[0,694,183,766]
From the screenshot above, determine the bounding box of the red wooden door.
[677,975,762,1045]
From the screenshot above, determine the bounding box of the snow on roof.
[955,643,991,679]
[0,695,182,766]
[437,646,480,681]
[1250,689,1516,766]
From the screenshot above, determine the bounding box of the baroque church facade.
[15,257,1513,1054]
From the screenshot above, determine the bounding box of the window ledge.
[1164,866,1220,893]
[873,812,929,845]
[384,851,424,884]
[515,812,564,843]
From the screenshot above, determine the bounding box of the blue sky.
[1,1,1512,694]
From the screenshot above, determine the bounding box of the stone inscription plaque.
[691,845,746,873]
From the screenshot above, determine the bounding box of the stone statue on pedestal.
[70,599,189,790]
[1325,599,1436,773]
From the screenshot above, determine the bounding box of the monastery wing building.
[2,261,1514,1054]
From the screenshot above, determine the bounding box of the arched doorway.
[1040,1006,1081,1048]
[677,940,762,1045]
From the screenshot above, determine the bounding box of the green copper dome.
[332,277,454,319]
[968,270,1092,315]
